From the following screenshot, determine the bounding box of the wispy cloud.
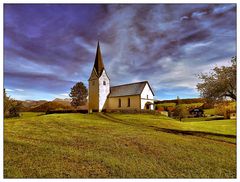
[60,93,69,97]
[5,88,14,92]
[15,88,24,92]
[4,4,236,100]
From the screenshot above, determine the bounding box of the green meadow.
[4,112,236,178]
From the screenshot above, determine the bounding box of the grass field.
[109,113,236,136]
[4,112,236,178]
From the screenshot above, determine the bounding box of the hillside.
[4,113,236,178]
[22,100,48,107]
[52,98,72,106]
[18,98,72,112]
[29,101,73,112]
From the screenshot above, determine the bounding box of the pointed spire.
[93,41,105,76]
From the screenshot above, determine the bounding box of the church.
[88,42,155,112]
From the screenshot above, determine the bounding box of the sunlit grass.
[109,113,236,135]
[4,113,236,178]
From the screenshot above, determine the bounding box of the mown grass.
[204,108,216,115]
[4,113,236,178]
[19,112,45,118]
[109,113,236,136]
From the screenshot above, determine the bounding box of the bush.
[215,102,236,119]
[173,104,189,121]
[4,89,22,118]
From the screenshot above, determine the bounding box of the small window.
[103,81,106,85]
[128,98,130,107]
[118,98,121,107]
[92,81,95,85]
[147,95,148,99]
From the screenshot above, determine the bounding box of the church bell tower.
[88,41,110,112]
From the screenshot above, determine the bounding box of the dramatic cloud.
[4,4,236,100]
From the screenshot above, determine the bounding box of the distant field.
[109,113,236,136]
[156,101,236,117]
[204,108,216,115]
[4,112,236,178]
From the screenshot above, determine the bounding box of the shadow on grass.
[99,113,236,145]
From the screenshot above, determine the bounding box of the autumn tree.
[4,89,11,117]
[173,96,188,121]
[69,82,88,108]
[197,56,236,102]
[4,89,22,118]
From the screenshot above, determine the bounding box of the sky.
[4,4,236,101]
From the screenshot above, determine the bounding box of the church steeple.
[93,41,105,77]
[88,41,110,112]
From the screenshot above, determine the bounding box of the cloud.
[180,16,189,21]
[212,4,235,15]
[5,88,13,92]
[4,71,76,93]
[60,93,69,97]
[191,11,207,18]
[4,4,236,100]
[15,88,24,92]
[73,36,95,53]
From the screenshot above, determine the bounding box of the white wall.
[140,83,154,110]
[98,70,110,111]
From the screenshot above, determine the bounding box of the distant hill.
[52,98,72,106]
[29,101,73,112]
[18,98,72,112]
[21,100,48,108]
[18,100,48,111]
[155,98,205,104]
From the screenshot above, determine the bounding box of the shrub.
[4,89,22,118]
[215,102,236,119]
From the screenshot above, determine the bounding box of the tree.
[197,56,236,102]
[4,89,11,117]
[8,100,22,117]
[215,101,236,119]
[173,96,188,121]
[4,89,22,118]
[69,82,88,108]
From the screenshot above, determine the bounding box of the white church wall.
[98,70,110,111]
[140,83,154,110]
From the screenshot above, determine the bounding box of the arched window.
[118,98,121,107]
[103,81,106,85]
[147,95,149,99]
[128,98,130,107]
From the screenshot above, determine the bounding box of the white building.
[88,42,154,112]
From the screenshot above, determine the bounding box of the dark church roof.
[93,41,105,77]
[108,81,154,98]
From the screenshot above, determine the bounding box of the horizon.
[4,4,236,101]
[14,96,204,102]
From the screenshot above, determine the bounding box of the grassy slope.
[109,113,236,135]
[4,113,236,178]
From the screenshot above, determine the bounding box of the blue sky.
[4,4,236,101]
